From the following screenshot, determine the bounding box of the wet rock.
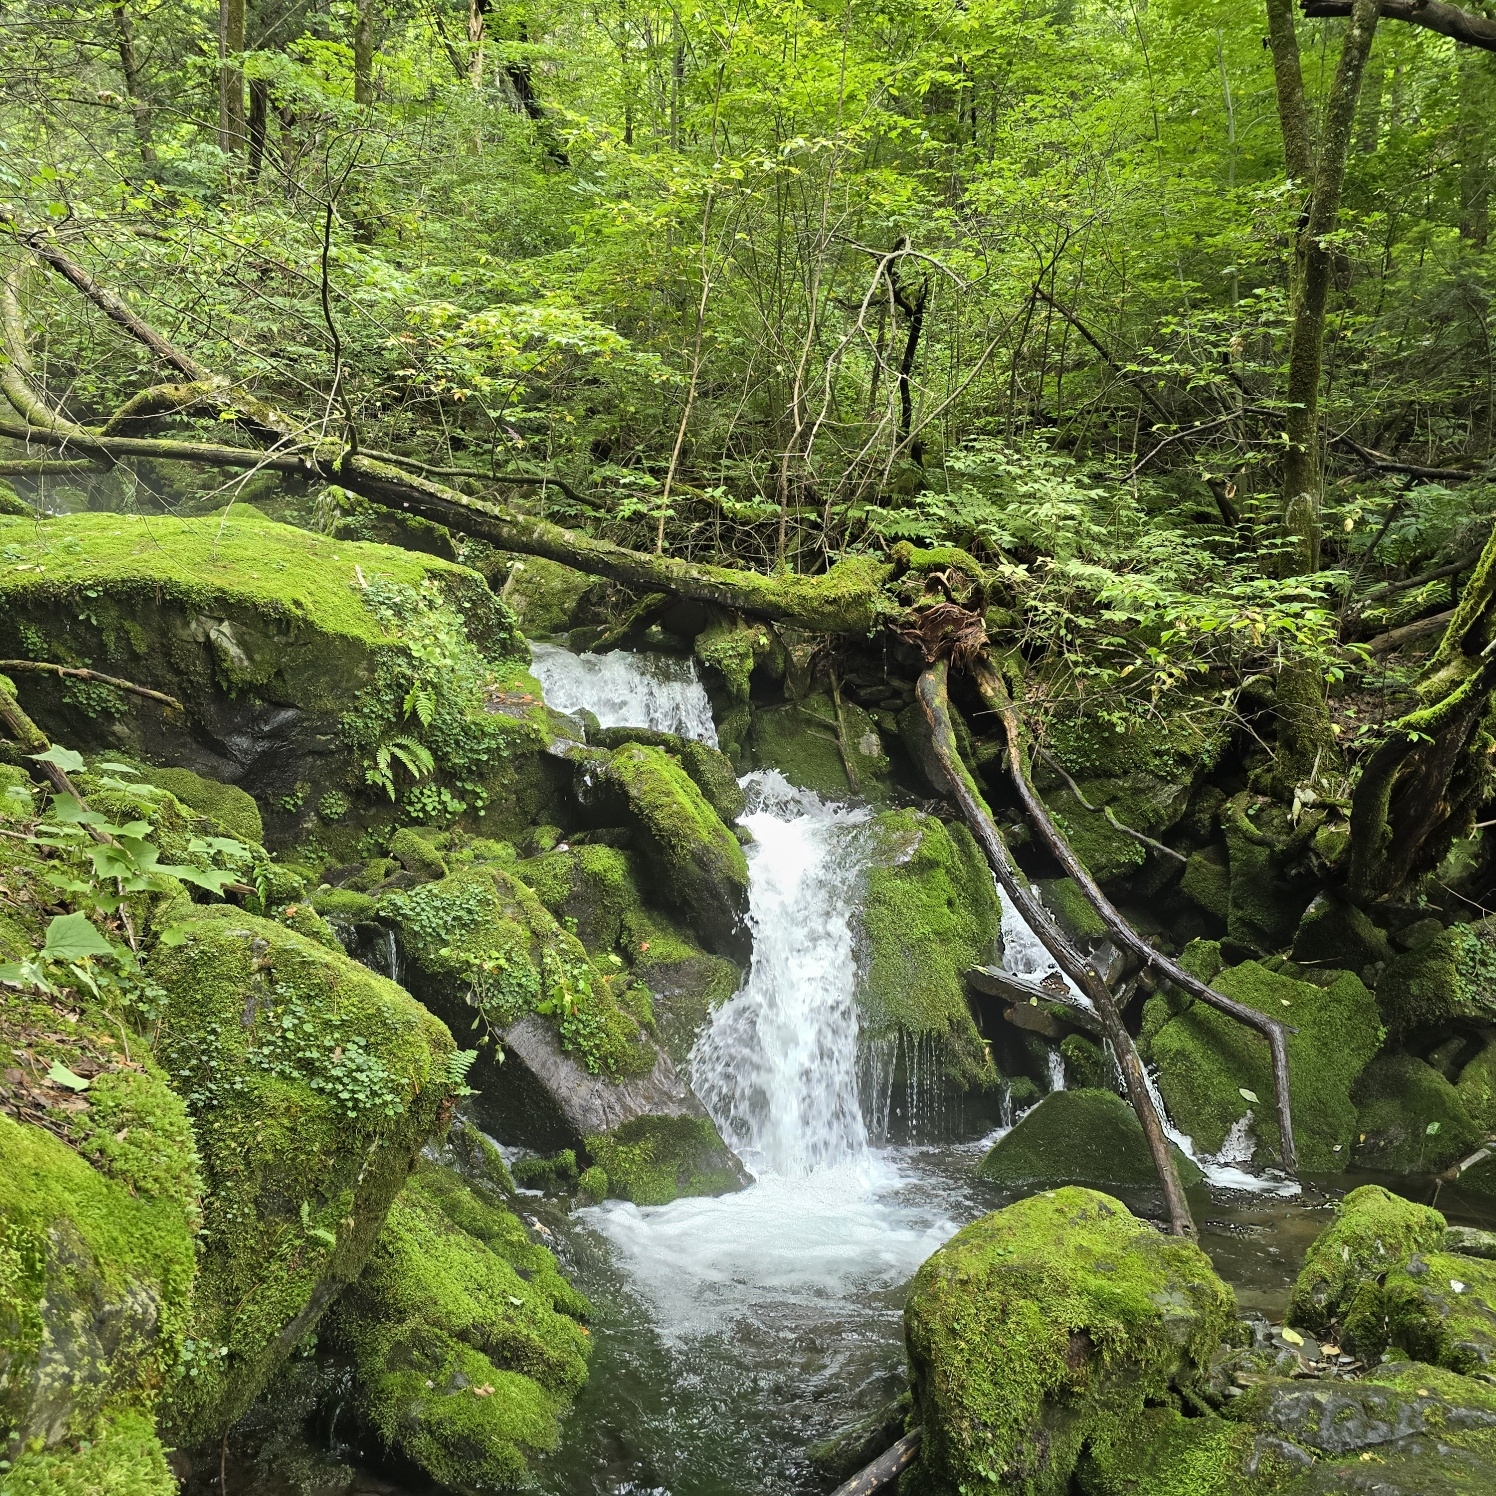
[807,1391,912,1484]
[977,1088,1203,1198]
[1455,1038,1496,1134]
[1349,1250,1496,1375]
[1446,1226,1496,1260]
[904,1187,1236,1495]
[747,692,892,800]
[1351,1054,1481,1174]
[1377,918,1496,1039]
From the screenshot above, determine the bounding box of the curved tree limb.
[916,661,1195,1237]
[0,661,182,711]
[970,660,1300,1174]
[1031,744,1187,864]
[1303,0,1496,52]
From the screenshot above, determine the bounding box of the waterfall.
[1047,1048,1066,1092]
[529,641,719,744]
[690,772,871,1176]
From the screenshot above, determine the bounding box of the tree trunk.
[111,3,158,177]
[1264,0,1313,183]
[354,0,376,106]
[1459,46,1492,248]
[247,78,269,180]
[915,662,1195,1237]
[467,0,487,88]
[218,0,246,156]
[1278,0,1380,572]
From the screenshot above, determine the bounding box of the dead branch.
[1303,0,1496,53]
[0,662,182,710]
[830,1429,922,1496]
[916,661,1195,1236]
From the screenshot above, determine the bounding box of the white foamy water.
[529,641,719,744]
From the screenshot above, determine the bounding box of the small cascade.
[529,641,719,743]
[690,772,871,1175]
[859,1030,960,1145]
[1046,1047,1066,1092]
[997,885,1091,1010]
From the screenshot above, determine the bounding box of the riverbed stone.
[1288,1185,1447,1341]
[977,1089,1203,1197]
[853,808,999,1090]
[1345,1250,1496,1374]
[1147,960,1381,1171]
[746,692,891,799]
[904,1187,1236,1496]
[1351,1054,1481,1174]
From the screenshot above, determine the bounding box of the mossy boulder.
[584,1114,746,1206]
[1291,894,1393,974]
[1179,849,1230,924]
[977,1089,1203,1199]
[0,511,560,845]
[746,694,890,799]
[852,809,999,1090]
[490,555,593,637]
[1347,1250,1496,1375]
[1036,877,1108,945]
[904,1187,1236,1496]
[587,727,747,824]
[1147,961,1382,1171]
[1287,1185,1447,1339]
[130,764,263,846]
[146,906,455,1444]
[1457,1039,1496,1133]
[572,743,749,960]
[0,1408,177,1495]
[1378,918,1496,1038]
[517,843,643,955]
[389,826,448,882]
[1075,1405,1291,1496]
[325,1161,590,1491]
[1351,1054,1481,1174]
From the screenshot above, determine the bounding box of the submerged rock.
[1147,960,1381,1171]
[977,1088,1203,1199]
[904,1187,1235,1495]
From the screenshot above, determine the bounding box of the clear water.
[529,641,719,744]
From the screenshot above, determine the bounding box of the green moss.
[1150,960,1382,1171]
[694,614,761,702]
[584,1115,745,1206]
[1180,851,1230,922]
[1378,919,1496,1037]
[577,1166,607,1202]
[389,826,448,881]
[622,907,741,1066]
[1457,1039,1496,1133]
[493,556,593,636]
[309,888,379,924]
[517,843,643,954]
[747,694,891,800]
[146,906,454,1444]
[1076,1406,1286,1496]
[133,766,263,847]
[1223,820,1308,953]
[0,482,31,518]
[1352,1054,1481,1173]
[1354,1250,1496,1375]
[1290,894,1392,972]
[0,1410,174,1496]
[574,744,749,959]
[1287,1185,1446,1339]
[977,1089,1203,1197]
[512,1149,579,1192]
[325,1167,590,1491]
[381,865,655,1078]
[853,810,999,1090]
[1036,877,1108,944]
[905,1188,1236,1496]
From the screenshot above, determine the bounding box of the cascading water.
[529,641,719,744]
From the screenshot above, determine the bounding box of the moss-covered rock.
[1291,894,1393,973]
[1076,1405,1290,1496]
[517,843,643,955]
[1179,849,1230,924]
[389,826,448,882]
[0,511,561,846]
[904,1187,1236,1496]
[1287,1185,1447,1340]
[746,694,891,800]
[1036,877,1108,945]
[130,765,263,847]
[0,1408,176,1495]
[572,727,748,824]
[146,907,454,1444]
[583,1114,745,1206]
[1148,961,1382,1171]
[572,743,749,960]
[1352,1054,1481,1174]
[1349,1250,1496,1375]
[1457,1039,1496,1133]
[852,809,999,1090]
[977,1089,1203,1198]
[1378,918,1496,1038]
[492,556,593,637]
[325,1160,590,1491]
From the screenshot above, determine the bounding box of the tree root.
[916,661,1195,1237]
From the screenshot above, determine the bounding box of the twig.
[0,661,182,710]
[1033,745,1187,863]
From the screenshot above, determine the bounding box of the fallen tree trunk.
[970,660,1300,1174]
[916,661,1195,1237]
[830,1428,922,1496]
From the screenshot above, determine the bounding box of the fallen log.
[970,660,1300,1174]
[965,965,1103,1038]
[916,661,1195,1237]
[830,1428,922,1496]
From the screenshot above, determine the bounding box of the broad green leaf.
[42,912,113,961]
[1238,1088,1258,1104]
[31,745,85,774]
[46,1060,91,1092]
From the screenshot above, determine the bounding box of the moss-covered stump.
[1288,1186,1447,1341]
[325,1159,590,1492]
[1222,810,1313,954]
[852,809,999,1091]
[1146,961,1382,1171]
[146,906,455,1445]
[571,743,749,960]
[1346,1249,1496,1376]
[745,694,891,799]
[904,1187,1236,1496]
[0,511,562,845]
[1378,918,1496,1038]
[977,1089,1203,1200]
[1351,1055,1481,1174]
